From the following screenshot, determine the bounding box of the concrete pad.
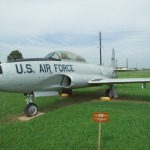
[18,112,45,121]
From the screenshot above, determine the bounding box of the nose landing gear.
[24,93,38,117]
[24,103,38,117]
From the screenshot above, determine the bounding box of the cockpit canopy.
[44,51,86,62]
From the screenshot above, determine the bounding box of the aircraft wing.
[88,78,150,85]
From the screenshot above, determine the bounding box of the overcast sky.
[0,0,150,68]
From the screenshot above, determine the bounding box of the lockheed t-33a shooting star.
[0,50,150,117]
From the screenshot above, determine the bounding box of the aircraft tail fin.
[110,48,115,69]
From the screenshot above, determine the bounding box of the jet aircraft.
[0,50,150,117]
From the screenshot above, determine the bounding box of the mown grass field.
[0,70,150,150]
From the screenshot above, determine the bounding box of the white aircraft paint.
[0,50,150,117]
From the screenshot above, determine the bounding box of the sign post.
[93,112,109,150]
[98,122,101,150]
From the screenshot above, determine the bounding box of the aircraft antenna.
[99,32,102,65]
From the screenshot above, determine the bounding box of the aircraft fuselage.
[0,60,114,94]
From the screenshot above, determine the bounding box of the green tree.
[7,50,23,61]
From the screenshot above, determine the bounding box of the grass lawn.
[0,71,150,150]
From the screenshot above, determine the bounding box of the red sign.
[93,112,109,122]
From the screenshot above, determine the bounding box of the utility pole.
[99,32,102,65]
[136,62,138,70]
[126,58,128,70]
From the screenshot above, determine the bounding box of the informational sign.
[93,112,109,123]
[93,112,109,150]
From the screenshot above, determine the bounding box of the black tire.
[24,103,38,117]
[105,89,110,97]
[68,89,72,95]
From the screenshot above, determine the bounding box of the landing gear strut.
[24,93,38,117]
[105,89,110,97]
[105,84,118,98]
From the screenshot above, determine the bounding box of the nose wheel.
[24,103,38,117]
[24,93,38,117]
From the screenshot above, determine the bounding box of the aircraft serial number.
[15,64,74,74]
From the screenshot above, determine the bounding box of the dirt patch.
[18,112,45,122]
[92,99,150,104]
[112,99,150,104]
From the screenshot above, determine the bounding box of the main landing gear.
[59,89,72,96]
[105,84,118,98]
[24,93,38,117]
